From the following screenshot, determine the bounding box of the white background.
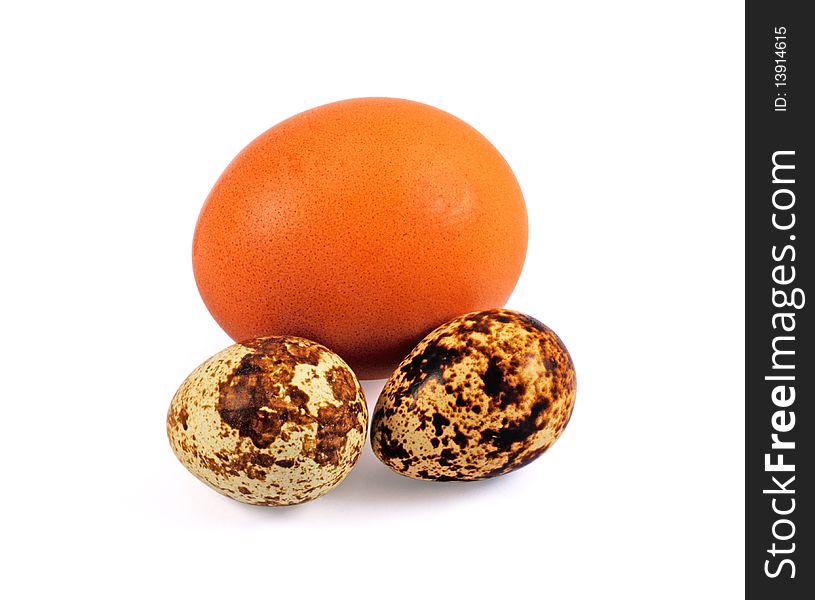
[1,2,744,598]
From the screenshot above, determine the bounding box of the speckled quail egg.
[167,336,367,506]
[371,309,576,481]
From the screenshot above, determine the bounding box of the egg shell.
[371,309,576,481]
[192,97,528,379]
[167,336,367,506]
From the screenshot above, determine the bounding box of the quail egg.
[167,336,367,506]
[371,309,575,481]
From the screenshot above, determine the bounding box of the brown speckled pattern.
[371,309,575,481]
[167,337,367,506]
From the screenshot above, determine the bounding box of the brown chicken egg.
[167,336,367,506]
[192,97,528,379]
[371,309,576,481]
